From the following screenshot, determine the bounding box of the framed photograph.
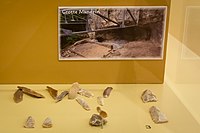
[58,6,167,60]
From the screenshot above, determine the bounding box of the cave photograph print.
[58,6,167,60]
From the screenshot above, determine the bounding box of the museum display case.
[1,0,200,133]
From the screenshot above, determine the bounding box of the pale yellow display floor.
[0,84,199,133]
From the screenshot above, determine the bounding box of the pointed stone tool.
[17,86,45,98]
[46,86,58,99]
[42,117,53,128]
[24,116,35,128]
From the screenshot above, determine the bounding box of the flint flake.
[89,114,107,128]
[42,117,53,128]
[56,91,69,102]
[18,86,45,98]
[46,86,58,99]
[103,87,113,98]
[76,98,91,111]
[24,116,35,128]
[78,88,94,98]
[149,106,168,124]
[13,89,23,103]
[141,89,157,103]
[68,82,80,100]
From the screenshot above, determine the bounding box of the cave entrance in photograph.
[60,8,140,35]
[58,7,167,60]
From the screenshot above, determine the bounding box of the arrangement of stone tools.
[13,83,114,129]
[13,84,169,130]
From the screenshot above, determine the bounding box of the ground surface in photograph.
[61,40,161,59]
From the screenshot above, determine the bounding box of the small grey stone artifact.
[24,116,35,128]
[149,106,168,124]
[56,91,69,103]
[141,89,158,103]
[13,88,23,103]
[145,125,151,129]
[42,117,53,128]
[89,114,107,128]
[103,87,113,98]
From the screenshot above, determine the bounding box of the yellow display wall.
[0,0,170,84]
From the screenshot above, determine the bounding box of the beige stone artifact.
[24,116,35,128]
[78,88,94,98]
[141,89,158,103]
[68,82,80,100]
[13,88,23,103]
[96,106,108,118]
[76,98,91,111]
[46,86,58,99]
[149,106,168,124]
[17,86,45,98]
[42,117,53,128]
[97,96,104,106]
[96,106,101,113]
[103,87,113,98]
